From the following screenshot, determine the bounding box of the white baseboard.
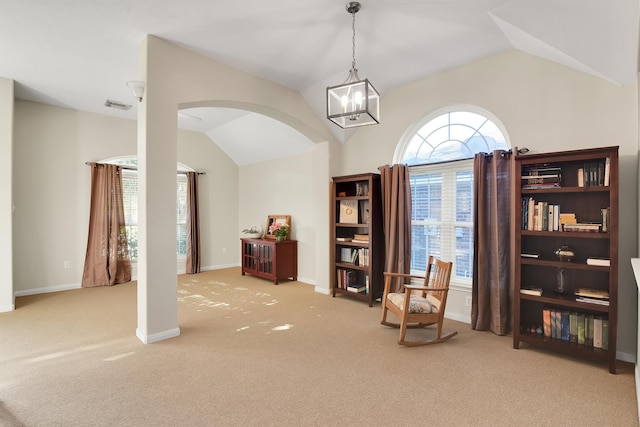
[136,327,180,344]
[0,303,15,313]
[636,363,640,425]
[445,311,471,324]
[314,285,330,295]
[200,263,240,272]
[15,283,81,297]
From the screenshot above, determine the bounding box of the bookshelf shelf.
[331,173,385,306]
[511,146,618,373]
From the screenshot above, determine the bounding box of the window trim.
[393,104,511,165]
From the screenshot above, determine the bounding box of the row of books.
[521,198,605,233]
[522,198,561,231]
[522,158,611,189]
[542,309,608,349]
[339,247,370,267]
[521,165,561,189]
[335,269,369,293]
[578,158,610,187]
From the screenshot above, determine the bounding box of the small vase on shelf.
[276,235,285,242]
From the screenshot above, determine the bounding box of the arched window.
[396,108,509,286]
[102,156,194,261]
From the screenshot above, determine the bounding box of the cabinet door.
[242,241,258,273]
[258,243,274,276]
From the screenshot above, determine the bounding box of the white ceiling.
[1,0,638,165]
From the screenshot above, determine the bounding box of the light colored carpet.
[0,267,637,426]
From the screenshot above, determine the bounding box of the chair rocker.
[381,256,457,346]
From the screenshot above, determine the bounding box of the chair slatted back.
[422,256,453,310]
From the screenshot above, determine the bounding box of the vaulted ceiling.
[1,1,637,165]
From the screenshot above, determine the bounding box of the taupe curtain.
[378,164,412,293]
[471,150,512,335]
[185,171,201,274]
[81,163,131,287]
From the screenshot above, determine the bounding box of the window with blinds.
[410,161,474,283]
[399,109,509,287]
[104,157,191,261]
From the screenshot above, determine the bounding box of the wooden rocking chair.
[381,256,457,346]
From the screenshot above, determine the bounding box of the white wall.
[11,100,239,294]
[340,50,639,358]
[239,150,318,286]
[0,78,13,311]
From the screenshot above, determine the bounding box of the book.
[520,286,542,296]
[577,312,585,344]
[586,257,610,267]
[551,310,560,339]
[576,297,609,306]
[602,319,609,350]
[578,167,584,187]
[347,284,366,293]
[585,315,594,347]
[340,248,351,263]
[339,200,358,224]
[336,237,352,242]
[569,312,578,343]
[563,223,601,232]
[575,288,609,300]
[604,157,610,186]
[542,308,551,337]
[353,233,369,240]
[593,317,603,349]
[560,311,570,342]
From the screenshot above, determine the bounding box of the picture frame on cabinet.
[265,215,291,239]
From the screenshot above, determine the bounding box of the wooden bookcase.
[241,238,298,285]
[511,146,618,373]
[331,173,385,306]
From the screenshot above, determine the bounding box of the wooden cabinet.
[331,173,385,306]
[241,238,297,285]
[511,146,618,373]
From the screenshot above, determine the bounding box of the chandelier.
[326,2,380,129]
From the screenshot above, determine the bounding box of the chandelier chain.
[351,10,356,70]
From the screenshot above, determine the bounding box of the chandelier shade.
[326,2,379,129]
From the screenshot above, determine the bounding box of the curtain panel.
[185,171,201,274]
[378,164,412,293]
[81,163,131,287]
[471,150,512,335]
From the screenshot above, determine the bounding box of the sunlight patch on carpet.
[236,326,250,332]
[177,294,231,309]
[271,324,293,331]
[207,280,230,287]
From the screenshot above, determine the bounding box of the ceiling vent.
[104,99,132,110]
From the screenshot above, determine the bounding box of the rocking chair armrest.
[404,284,449,293]
[383,272,427,281]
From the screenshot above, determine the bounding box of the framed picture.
[265,215,291,239]
[339,200,358,224]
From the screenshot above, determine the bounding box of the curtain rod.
[407,148,529,169]
[85,162,206,175]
